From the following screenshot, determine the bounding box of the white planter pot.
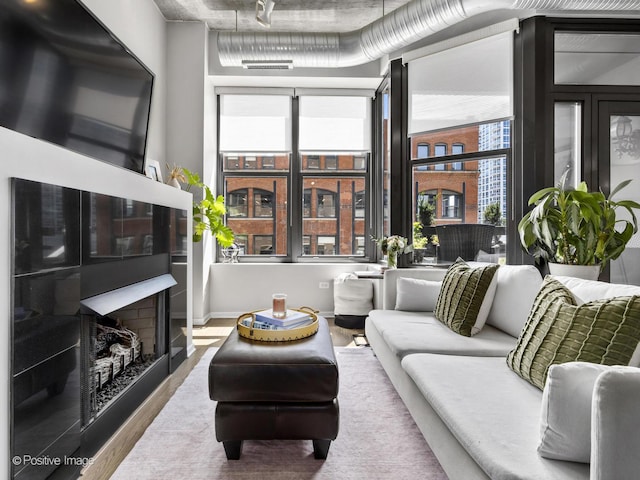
[548,263,601,281]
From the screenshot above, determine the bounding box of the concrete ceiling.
[152,0,412,33]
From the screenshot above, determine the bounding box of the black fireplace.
[11,179,187,480]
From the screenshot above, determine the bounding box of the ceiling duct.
[217,0,640,68]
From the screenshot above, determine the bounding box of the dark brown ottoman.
[208,316,339,460]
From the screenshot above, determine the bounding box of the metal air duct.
[217,0,640,68]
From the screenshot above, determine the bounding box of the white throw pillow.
[486,265,542,337]
[539,362,633,463]
[395,277,442,311]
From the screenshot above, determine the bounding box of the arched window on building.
[317,189,337,218]
[228,189,248,217]
[417,143,429,158]
[303,188,312,217]
[451,144,464,170]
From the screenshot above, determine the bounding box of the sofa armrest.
[590,368,640,480]
[382,268,447,310]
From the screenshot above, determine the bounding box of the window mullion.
[290,97,302,262]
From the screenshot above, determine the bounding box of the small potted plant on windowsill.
[182,168,235,246]
[518,173,640,279]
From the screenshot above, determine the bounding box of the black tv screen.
[0,0,154,174]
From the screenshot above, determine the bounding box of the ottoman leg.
[223,440,243,460]
[312,439,331,459]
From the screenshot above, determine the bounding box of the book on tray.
[240,317,313,331]
[251,309,312,328]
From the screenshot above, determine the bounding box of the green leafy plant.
[412,222,428,249]
[518,174,640,270]
[183,168,235,246]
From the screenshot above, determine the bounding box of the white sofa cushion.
[395,277,441,311]
[486,265,543,337]
[402,354,589,480]
[551,274,640,304]
[367,309,516,358]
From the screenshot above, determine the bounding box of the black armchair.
[435,224,496,262]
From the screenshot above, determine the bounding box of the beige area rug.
[110,347,448,480]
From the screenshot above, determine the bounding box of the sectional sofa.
[365,264,640,480]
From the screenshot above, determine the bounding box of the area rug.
[110,347,448,480]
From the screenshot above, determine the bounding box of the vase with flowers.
[372,235,413,269]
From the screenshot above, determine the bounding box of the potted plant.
[372,235,413,269]
[182,168,235,246]
[166,163,186,189]
[518,174,640,279]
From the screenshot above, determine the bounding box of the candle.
[272,293,287,319]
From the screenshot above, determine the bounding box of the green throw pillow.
[507,277,640,390]
[434,258,499,337]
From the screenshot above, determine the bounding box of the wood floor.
[80,317,364,480]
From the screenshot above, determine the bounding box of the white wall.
[208,263,379,320]
[166,22,213,325]
[1,0,184,474]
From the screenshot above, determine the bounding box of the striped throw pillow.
[507,276,640,390]
[434,258,499,337]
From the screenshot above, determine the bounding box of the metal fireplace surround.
[11,178,188,480]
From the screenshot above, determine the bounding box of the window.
[253,189,273,217]
[355,191,365,218]
[317,190,336,218]
[317,236,336,255]
[219,93,372,261]
[227,189,248,218]
[407,29,514,265]
[555,32,640,86]
[417,143,429,158]
[303,189,312,217]
[306,155,320,169]
[262,156,275,169]
[299,95,371,257]
[244,156,257,169]
[226,156,240,169]
[254,235,273,255]
[353,155,367,171]
[442,191,462,218]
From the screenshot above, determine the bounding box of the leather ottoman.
[209,316,339,459]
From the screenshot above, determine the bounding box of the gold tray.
[236,307,319,342]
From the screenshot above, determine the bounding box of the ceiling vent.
[241,59,294,69]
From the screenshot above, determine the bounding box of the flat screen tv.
[0,0,154,174]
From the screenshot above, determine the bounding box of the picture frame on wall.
[145,159,163,183]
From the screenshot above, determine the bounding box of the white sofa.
[365,265,640,480]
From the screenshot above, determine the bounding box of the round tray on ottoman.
[236,307,319,342]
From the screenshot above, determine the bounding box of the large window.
[407,29,514,264]
[219,92,373,261]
